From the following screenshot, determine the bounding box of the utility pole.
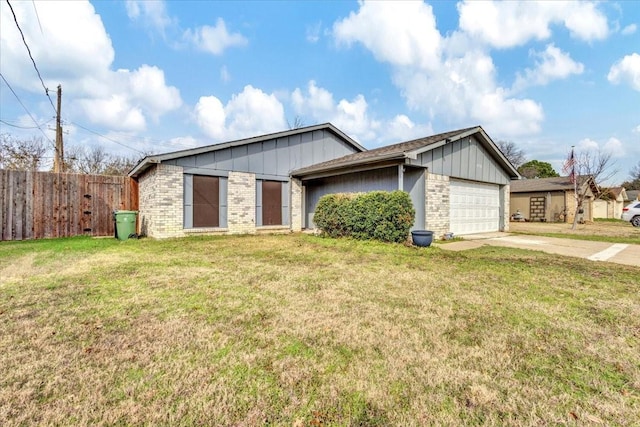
[53,84,64,172]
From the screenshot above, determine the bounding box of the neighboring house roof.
[292,125,519,179]
[626,190,640,201]
[128,123,365,178]
[511,175,598,194]
[598,186,627,201]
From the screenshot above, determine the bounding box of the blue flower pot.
[411,230,434,247]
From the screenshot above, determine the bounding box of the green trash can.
[114,210,138,241]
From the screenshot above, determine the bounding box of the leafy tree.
[517,160,559,179]
[495,140,526,168]
[0,133,48,171]
[621,161,640,190]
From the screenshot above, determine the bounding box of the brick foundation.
[425,172,450,237]
[138,164,184,239]
[290,178,303,232]
[227,171,256,234]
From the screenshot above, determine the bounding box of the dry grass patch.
[509,220,640,242]
[1,234,639,425]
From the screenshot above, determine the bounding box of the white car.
[622,201,640,227]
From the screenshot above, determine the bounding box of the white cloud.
[394,51,544,136]
[578,138,600,151]
[77,96,146,132]
[128,65,182,118]
[577,137,625,158]
[183,18,248,55]
[385,115,434,143]
[0,1,182,132]
[195,85,286,141]
[513,44,584,90]
[608,53,640,91]
[195,96,226,139]
[292,80,335,116]
[604,137,625,158]
[291,81,435,144]
[125,0,174,36]
[457,1,609,49]
[634,125,640,134]
[291,81,380,142]
[0,0,113,89]
[333,1,442,70]
[333,2,544,138]
[621,24,637,36]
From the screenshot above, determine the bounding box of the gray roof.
[510,176,597,193]
[626,190,640,201]
[292,125,518,178]
[129,123,365,178]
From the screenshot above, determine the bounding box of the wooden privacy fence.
[1,169,138,241]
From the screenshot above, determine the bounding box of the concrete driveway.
[438,233,640,267]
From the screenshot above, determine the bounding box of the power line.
[0,72,55,146]
[70,121,146,154]
[31,0,43,34]
[5,0,57,115]
[0,117,54,129]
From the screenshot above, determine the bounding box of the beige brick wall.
[290,178,303,232]
[501,184,510,232]
[138,164,184,239]
[425,172,450,237]
[227,171,256,234]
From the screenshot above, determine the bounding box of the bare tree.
[287,116,306,130]
[495,140,526,168]
[0,134,48,171]
[621,160,640,190]
[563,149,617,230]
[65,145,142,175]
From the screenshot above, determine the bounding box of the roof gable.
[293,126,519,179]
[510,176,598,194]
[129,123,365,178]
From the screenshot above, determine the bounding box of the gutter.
[292,152,407,179]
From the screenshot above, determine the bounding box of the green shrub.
[313,191,415,243]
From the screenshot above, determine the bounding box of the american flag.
[562,147,576,184]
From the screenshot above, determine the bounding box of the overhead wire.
[70,121,147,154]
[5,0,57,115]
[31,0,44,34]
[0,117,54,129]
[0,73,55,146]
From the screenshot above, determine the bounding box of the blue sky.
[1,1,638,184]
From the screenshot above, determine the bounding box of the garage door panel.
[450,180,499,235]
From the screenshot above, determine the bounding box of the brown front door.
[262,180,282,226]
[193,175,219,227]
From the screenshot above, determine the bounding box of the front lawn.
[1,234,639,425]
[508,220,640,244]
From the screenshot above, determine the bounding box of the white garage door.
[449,180,500,235]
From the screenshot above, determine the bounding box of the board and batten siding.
[167,129,360,229]
[166,129,357,180]
[412,135,510,185]
[304,167,399,228]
